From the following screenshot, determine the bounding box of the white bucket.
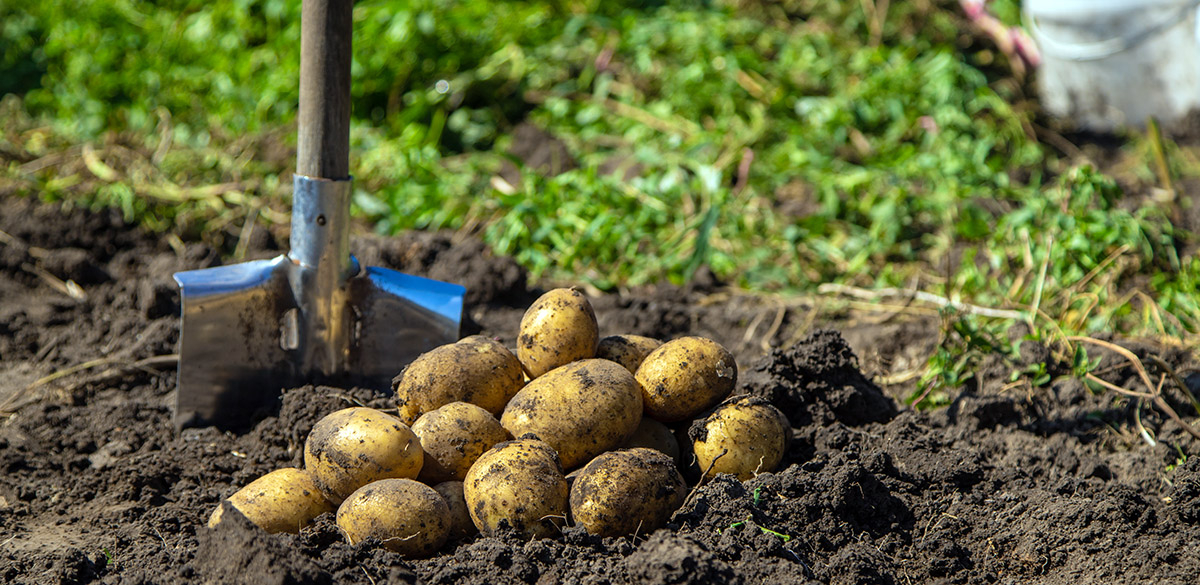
[1025,0,1200,130]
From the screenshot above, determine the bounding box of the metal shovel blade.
[174,253,464,429]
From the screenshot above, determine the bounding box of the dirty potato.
[304,407,423,505]
[636,337,737,422]
[413,402,511,483]
[517,288,598,379]
[692,396,791,481]
[433,480,477,541]
[501,359,642,469]
[463,438,568,539]
[596,334,662,374]
[393,335,525,425]
[570,448,686,537]
[621,417,681,465]
[336,478,450,557]
[207,468,331,534]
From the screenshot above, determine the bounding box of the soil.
[3,195,1200,585]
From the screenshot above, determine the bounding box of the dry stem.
[1068,337,1200,441]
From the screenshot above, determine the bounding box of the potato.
[433,481,477,541]
[692,396,791,481]
[596,334,662,374]
[501,359,642,469]
[570,448,686,537]
[207,468,331,534]
[621,417,681,465]
[463,439,568,539]
[517,288,598,378]
[336,478,450,557]
[413,402,511,483]
[636,336,737,422]
[304,407,423,505]
[393,335,525,424]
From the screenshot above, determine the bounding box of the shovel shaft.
[292,0,355,376]
[293,0,353,275]
[297,0,352,179]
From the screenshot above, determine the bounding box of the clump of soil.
[2,196,1200,584]
[743,328,897,427]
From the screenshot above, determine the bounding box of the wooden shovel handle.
[297,0,352,180]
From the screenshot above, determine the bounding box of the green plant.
[911,309,1016,409]
[719,516,793,543]
[1166,444,1189,473]
[2,0,1198,413]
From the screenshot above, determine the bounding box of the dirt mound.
[625,532,741,585]
[3,196,1200,584]
[194,504,331,585]
[743,329,896,428]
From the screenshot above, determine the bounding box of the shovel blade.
[174,256,297,429]
[346,267,464,382]
[174,257,464,429]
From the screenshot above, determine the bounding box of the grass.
[2,0,1199,405]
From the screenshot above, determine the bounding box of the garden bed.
[2,195,1199,585]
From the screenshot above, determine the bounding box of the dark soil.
[3,195,1200,584]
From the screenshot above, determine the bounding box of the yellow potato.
[692,396,791,481]
[501,359,642,469]
[621,417,681,465]
[393,335,525,424]
[304,407,423,505]
[336,478,450,557]
[596,334,662,374]
[570,448,686,537]
[636,337,737,422]
[463,439,568,539]
[433,481,477,541]
[413,402,511,483]
[207,468,331,534]
[517,288,598,379]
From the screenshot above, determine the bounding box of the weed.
[719,515,793,543]
[911,309,1016,409]
[1167,444,1189,473]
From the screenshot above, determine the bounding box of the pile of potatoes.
[208,288,792,557]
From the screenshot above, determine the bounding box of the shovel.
[172,0,464,429]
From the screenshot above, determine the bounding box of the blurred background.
[1,0,1198,403]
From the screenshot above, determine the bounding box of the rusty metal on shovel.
[172,0,464,429]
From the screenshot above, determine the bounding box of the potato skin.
[691,396,791,481]
[517,288,598,379]
[393,335,525,424]
[433,481,477,541]
[501,359,642,469]
[636,337,737,422]
[304,407,423,505]
[413,402,511,483]
[570,448,686,537]
[621,417,681,465]
[463,439,568,539]
[336,478,450,557]
[596,334,662,374]
[207,468,331,534]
